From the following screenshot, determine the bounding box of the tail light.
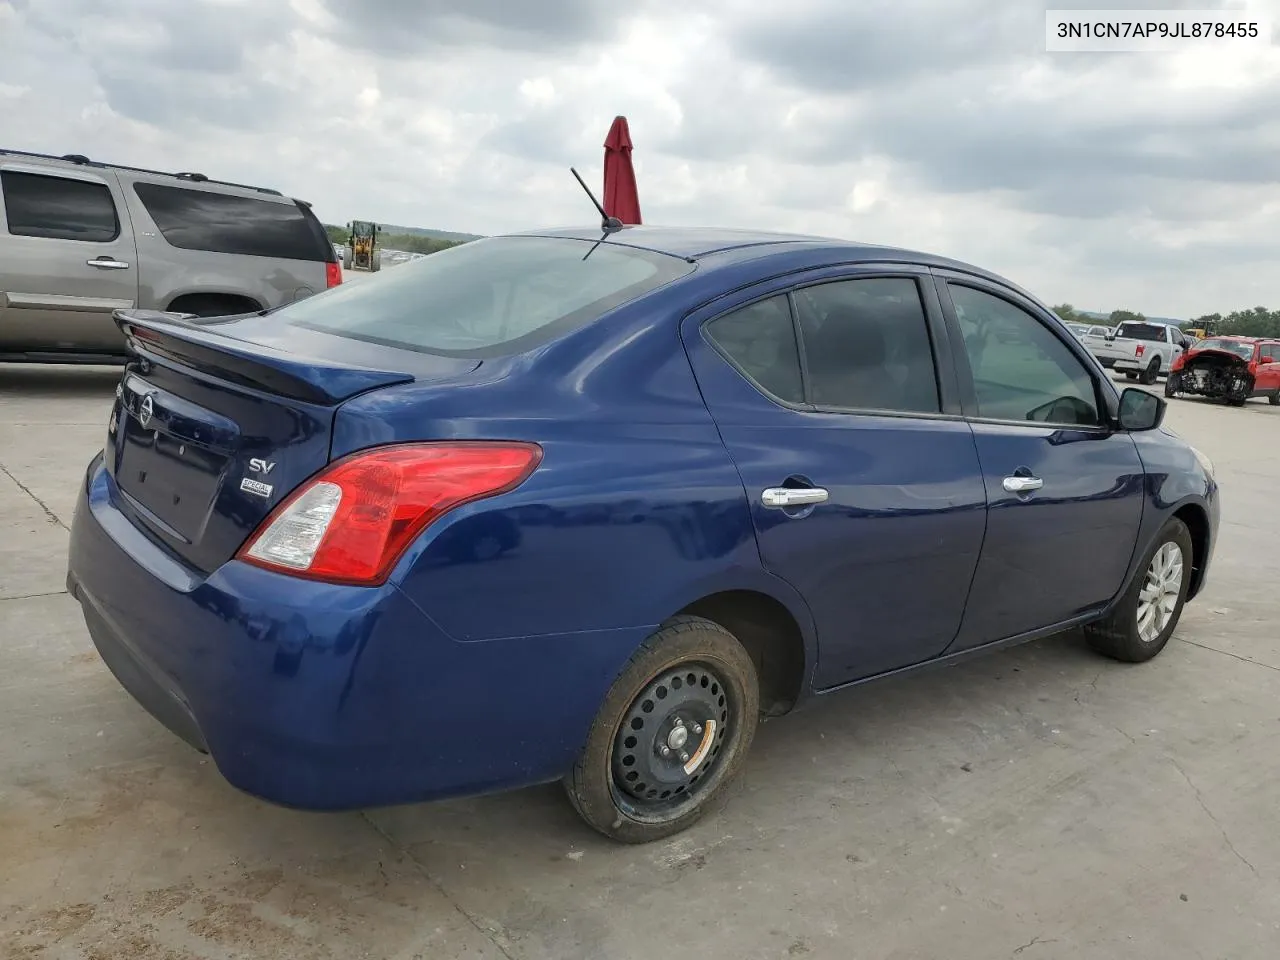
[325,261,342,288]
[1135,344,1145,357]
[237,442,542,586]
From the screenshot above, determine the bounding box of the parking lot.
[2,365,1277,960]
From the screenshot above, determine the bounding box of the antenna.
[570,167,624,234]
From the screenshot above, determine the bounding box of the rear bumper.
[67,454,647,810]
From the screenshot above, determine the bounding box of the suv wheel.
[565,616,759,843]
[1085,518,1192,663]
[1164,372,1181,398]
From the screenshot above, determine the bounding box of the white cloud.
[1,0,1279,317]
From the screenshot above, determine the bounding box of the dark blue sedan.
[67,227,1219,842]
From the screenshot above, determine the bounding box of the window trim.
[0,168,122,244]
[934,273,1116,433]
[696,267,961,421]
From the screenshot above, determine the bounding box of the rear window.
[1,170,119,242]
[132,182,332,261]
[1114,323,1168,342]
[278,236,695,357]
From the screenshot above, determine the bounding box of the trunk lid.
[106,309,478,573]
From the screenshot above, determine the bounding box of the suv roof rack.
[0,147,284,197]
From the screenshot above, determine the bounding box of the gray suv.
[0,149,341,364]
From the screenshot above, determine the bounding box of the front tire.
[1164,372,1180,398]
[1085,518,1192,663]
[565,616,759,843]
[1270,388,1280,407]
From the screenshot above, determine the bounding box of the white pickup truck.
[1088,320,1191,384]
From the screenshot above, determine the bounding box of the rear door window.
[792,278,941,413]
[704,296,805,404]
[279,236,695,357]
[132,182,331,261]
[1,170,119,242]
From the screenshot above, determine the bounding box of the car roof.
[0,147,286,198]
[513,225,1008,275]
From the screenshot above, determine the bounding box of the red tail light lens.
[236,442,542,585]
[325,261,342,288]
[1135,344,1145,357]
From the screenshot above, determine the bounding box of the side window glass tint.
[793,277,940,413]
[1,171,119,242]
[132,182,328,261]
[704,296,804,404]
[949,284,1101,427]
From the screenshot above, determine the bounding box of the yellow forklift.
[343,221,382,272]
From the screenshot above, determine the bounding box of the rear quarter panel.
[330,279,818,648]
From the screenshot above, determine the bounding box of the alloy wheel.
[1136,541,1184,643]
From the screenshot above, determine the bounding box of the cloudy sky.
[2,0,1279,318]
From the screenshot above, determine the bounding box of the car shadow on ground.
[363,629,1105,853]
[0,364,123,398]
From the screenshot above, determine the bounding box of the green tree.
[1108,309,1146,326]
[1051,304,1082,324]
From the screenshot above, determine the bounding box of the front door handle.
[762,487,829,508]
[1003,475,1044,493]
[87,257,130,270]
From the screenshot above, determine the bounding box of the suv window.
[132,182,331,261]
[1261,344,1276,361]
[1,171,119,242]
[793,278,940,413]
[949,284,1101,427]
[283,236,695,357]
[1114,322,1169,342]
[705,296,804,404]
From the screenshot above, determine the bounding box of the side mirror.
[1118,387,1166,432]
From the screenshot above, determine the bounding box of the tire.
[370,252,382,272]
[1164,372,1180,398]
[343,249,353,270]
[1084,518,1193,663]
[1270,389,1280,407]
[1140,357,1161,385]
[565,616,760,843]
[168,295,259,319]
[1124,372,1138,381]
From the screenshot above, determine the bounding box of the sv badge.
[248,458,276,475]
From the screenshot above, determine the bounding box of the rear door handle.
[87,257,130,270]
[1002,476,1044,493]
[761,487,829,508]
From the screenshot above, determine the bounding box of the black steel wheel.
[565,616,759,843]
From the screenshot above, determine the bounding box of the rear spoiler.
[113,309,415,405]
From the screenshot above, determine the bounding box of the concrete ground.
[2,364,1277,960]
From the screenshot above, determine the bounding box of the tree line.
[323,223,467,256]
[1051,304,1280,339]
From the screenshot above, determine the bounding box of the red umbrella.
[602,116,642,225]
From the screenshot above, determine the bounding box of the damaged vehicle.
[1165,336,1280,407]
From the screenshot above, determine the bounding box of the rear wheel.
[1270,388,1280,407]
[1140,357,1161,385]
[1164,372,1181,398]
[565,616,759,843]
[1085,518,1192,663]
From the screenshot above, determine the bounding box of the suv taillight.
[326,261,342,288]
[236,442,542,585]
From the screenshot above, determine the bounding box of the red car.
[1165,336,1280,406]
